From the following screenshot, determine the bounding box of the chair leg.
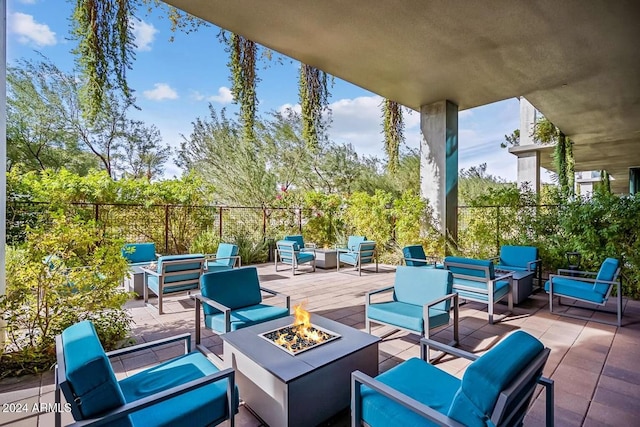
[195,298,202,345]
[158,293,163,315]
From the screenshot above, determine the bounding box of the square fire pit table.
[124,265,145,298]
[497,269,535,305]
[222,315,379,427]
[314,248,338,269]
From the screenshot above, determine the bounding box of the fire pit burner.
[260,323,341,355]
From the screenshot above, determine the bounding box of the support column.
[420,100,458,252]
[630,168,640,195]
[519,97,537,146]
[1,0,7,346]
[516,150,541,193]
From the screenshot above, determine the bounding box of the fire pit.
[260,303,341,355]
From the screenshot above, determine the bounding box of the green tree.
[115,121,171,179]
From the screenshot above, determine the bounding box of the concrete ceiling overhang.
[164,0,640,189]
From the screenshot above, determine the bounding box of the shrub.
[343,190,393,248]
[0,215,132,378]
[302,192,346,247]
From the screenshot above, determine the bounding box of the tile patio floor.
[2,263,639,426]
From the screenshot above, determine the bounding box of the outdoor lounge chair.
[205,243,241,272]
[366,267,458,362]
[55,320,237,427]
[284,234,317,251]
[195,267,290,346]
[491,245,542,286]
[402,245,440,267]
[337,236,378,276]
[444,256,513,324]
[275,239,316,275]
[121,242,160,266]
[545,257,623,326]
[141,254,206,314]
[351,330,554,427]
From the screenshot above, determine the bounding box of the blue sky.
[6,0,531,181]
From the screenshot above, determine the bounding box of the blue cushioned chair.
[195,267,290,345]
[141,254,205,314]
[275,240,316,275]
[205,243,241,272]
[284,234,317,251]
[444,256,513,324]
[366,267,458,362]
[337,236,378,276]
[402,245,441,268]
[122,242,159,266]
[545,257,623,326]
[55,320,237,427]
[492,245,542,285]
[352,331,554,427]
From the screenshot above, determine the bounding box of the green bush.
[343,190,393,248]
[302,192,346,247]
[190,229,221,254]
[0,215,132,378]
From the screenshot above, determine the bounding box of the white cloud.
[190,91,206,101]
[143,83,178,101]
[132,19,158,51]
[9,12,56,47]
[207,87,234,104]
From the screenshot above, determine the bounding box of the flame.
[293,302,323,343]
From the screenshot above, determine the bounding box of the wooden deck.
[2,263,639,426]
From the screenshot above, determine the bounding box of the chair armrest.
[304,242,317,249]
[351,371,465,427]
[260,287,291,310]
[556,268,597,276]
[106,333,191,358]
[70,368,236,427]
[195,294,232,313]
[335,246,350,254]
[403,257,437,265]
[424,293,458,310]
[419,337,480,362]
[527,259,542,271]
[494,272,514,282]
[140,267,161,277]
[366,285,395,305]
[488,256,500,262]
[549,274,619,285]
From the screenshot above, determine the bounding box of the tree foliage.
[299,65,331,150]
[382,100,404,174]
[7,59,170,179]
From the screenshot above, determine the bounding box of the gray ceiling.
[164,0,640,193]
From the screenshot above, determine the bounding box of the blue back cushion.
[61,321,126,419]
[445,256,495,280]
[448,331,544,426]
[200,267,263,315]
[594,258,619,295]
[122,243,156,264]
[284,235,304,251]
[216,243,239,267]
[157,254,203,284]
[500,245,538,269]
[347,235,366,251]
[394,266,453,311]
[402,245,427,266]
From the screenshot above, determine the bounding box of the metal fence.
[7,201,560,256]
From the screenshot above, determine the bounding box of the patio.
[2,263,639,426]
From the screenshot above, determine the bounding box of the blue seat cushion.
[204,304,290,333]
[452,278,510,303]
[215,243,239,267]
[200,267,263,316]
[347,236,367,251]
[445,256,495,280]
[448,331,543,426]
[339,252,359,265]
[394,267,453,311]
[496,264,529,272]
[360,357,461,427]
[119,351,239,427]
[122,243,156,264]
[594,258,619,295]
[499,246,538,270]
[206,261,233,272]
[61,321,126,419]
[284,235,305,251]
[545,277,607,304]
[402,245,428,267]
[367,302,449,334]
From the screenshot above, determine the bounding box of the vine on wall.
[299,64,331,151]
[382,100,404,174]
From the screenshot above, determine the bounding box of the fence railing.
[7,201,560,256]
